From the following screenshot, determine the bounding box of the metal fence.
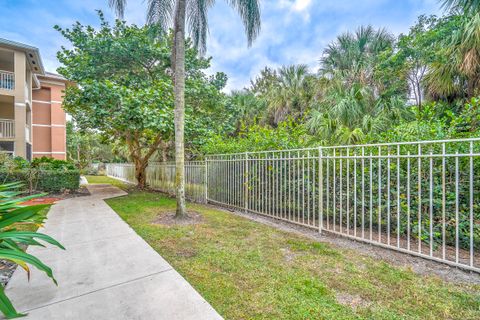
[107,138,480,273]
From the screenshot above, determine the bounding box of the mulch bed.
[21,197,62,206]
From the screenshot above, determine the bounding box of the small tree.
[56,13,223,188]
[109,0,261,217]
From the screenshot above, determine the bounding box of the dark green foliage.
[31,157,76,171]
[0,170,80,193]
[0,155,79,193]
[202,120,313,155]
[35,170,80,193]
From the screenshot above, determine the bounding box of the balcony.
[0,119,15,139]
[0,70,14,91]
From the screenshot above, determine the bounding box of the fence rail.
[106,138,480,273]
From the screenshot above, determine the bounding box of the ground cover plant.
[106,190,480,320]
[0,183,64,318]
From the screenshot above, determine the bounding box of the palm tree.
[229,90,266,132]
[306,77,409,144]
[108,0,261,217]
[320,25,394,90]
[425,1,480,99]
[442,0,480,12]
[266,64,315,125]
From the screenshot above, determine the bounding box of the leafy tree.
[56,16,173,188]
[250,67,279,95]
[202,119,313,154]
[66,122,125,168]
[56,13,222,188]
[109,0,261,217]
[394,15,443,108]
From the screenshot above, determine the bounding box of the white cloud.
[0,0,441,92]
[292,0,312,12]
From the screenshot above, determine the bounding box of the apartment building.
[0,38,67,160]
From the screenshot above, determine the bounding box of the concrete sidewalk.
[5,184,223,320]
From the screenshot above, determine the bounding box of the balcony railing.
[0,119,15,139]
[0,70,14,91]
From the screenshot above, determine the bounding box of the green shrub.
[36,170,80,192]
[12,156,30,169]
[0,169,80,193]
[31,157,76,170]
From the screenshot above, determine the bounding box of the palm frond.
[441,0,480,14]
[187,0,215,54]
[226,0,261,46]
[108,0,127,18]
[146,0,176,31]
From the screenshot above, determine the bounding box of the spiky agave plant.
[0,182,64,319]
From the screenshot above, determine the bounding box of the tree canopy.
[56,12,227,186]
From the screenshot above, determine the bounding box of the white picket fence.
[106,162,206,203]
[106,138,480,273]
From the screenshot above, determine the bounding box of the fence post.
[204,159,208,204]
[318,147,323,234]
[244,152,249,213]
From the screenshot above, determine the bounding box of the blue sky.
[0,0,441,91]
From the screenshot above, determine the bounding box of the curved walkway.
[6,184,223,320]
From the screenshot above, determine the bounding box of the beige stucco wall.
[13,51,26,157]
[0,99,14,119]
[0,50,14,72]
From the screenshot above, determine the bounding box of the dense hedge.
[0,169,80,193]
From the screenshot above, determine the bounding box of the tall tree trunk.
[134,160,147,189]
[416,81,422,110]
[173,0,187,217]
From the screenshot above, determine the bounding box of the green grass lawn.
[84,175,130,190]
[106,190,480,320]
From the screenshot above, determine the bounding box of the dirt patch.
[209,204,480,285]
[336,292,372,310]
[176,248,198,258]
[280,247,301,263]
[153,211,204,226]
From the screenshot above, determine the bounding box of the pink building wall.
[31,74,67,160]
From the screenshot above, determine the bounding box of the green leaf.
[0,249,57,285]
[0,205,49,229]
[0,286,25,319]
[0,232,65,250]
